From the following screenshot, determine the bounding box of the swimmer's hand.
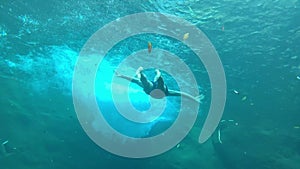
[114,71,122,77]
[195,95,204,103]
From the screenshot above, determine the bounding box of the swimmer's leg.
[136,66,144,79]
[154,69,165,90]
[136,67,153,90]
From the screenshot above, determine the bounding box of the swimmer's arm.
[167,89,200,103]
[115,71,143,87]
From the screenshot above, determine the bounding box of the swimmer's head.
[150,89,165,99]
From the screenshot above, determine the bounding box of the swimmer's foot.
[154,69,161,81]
[136,66,144,79]
[155,69,161,76]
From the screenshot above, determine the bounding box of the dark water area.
[1,0,300,169]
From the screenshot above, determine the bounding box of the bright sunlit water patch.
[1,45,77,94]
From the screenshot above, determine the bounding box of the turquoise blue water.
[1,0,300,169]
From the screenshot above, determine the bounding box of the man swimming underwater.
[115,67,201,103]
